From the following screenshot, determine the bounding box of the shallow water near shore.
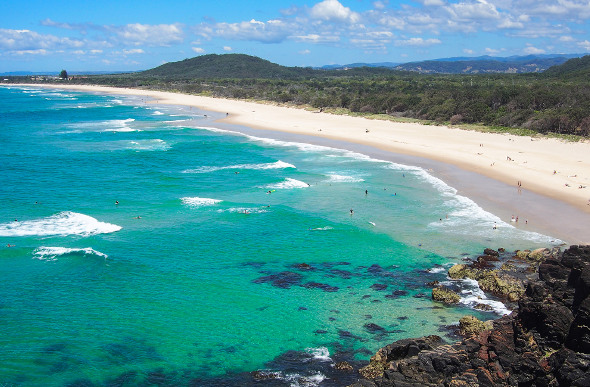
[0,86,562,386]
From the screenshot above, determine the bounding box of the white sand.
[11,84,590,242]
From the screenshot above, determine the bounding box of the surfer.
[115,200,119,205]
[134,216,141,219]
[350,209,354,215]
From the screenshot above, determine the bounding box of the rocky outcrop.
[350,245,590,387]
[459,315,493,337]
[446,247,555,302]
[432,286,460,304]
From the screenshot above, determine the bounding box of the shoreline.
[7,83,590,244]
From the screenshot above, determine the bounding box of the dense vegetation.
[7,53,590,137]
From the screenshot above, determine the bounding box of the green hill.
[544,55,590,79]
[140,54,316,79]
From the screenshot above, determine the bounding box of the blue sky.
[2,0,590,72]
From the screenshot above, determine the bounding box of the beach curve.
[9,83,590,243]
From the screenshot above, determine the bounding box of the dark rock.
[484,248,500,257]
[251,370,281,380]
[293,263,313,271]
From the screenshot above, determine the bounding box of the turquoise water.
[0,86,559,386]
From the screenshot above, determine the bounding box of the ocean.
[0,86,561,386]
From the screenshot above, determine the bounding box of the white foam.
[309,226,334,231]
[218,207,269,214]
[0,212,122,237]
[33,246,108,261]
[181,197,222,207]
[284,371,327,387]
[183,160,295,173]
[305,347,331,362]
[128,139,170,151]
[265,178,309,189]
[152,111,164,115]
[103,118,137,132]
[326,174,364,183]
[458,278,512,316]
[427,266,447,274]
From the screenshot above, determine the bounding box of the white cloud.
[373,1,388,10]
[523,45,545,54]
[13,49,49,56]
[291,34,341,43]
[299,49,311,55]
[123,48,145,54]
[196,19,290,43]
[223,46,232,51]
[395,37,441,46]
[463,48,475,54]
[112,23,183,46]
[415,0,446,6]
[485,47,500,54]
[447,1,501,21]
[578,40,590,50]
[309,0,360,23]
[192,47,205,53]
[0,29,85,52]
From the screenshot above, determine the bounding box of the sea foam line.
[33,246,108,261]
[0,212,122,237]
[326,173,365,183]
[183,160,295,173]
[181,197,223,207]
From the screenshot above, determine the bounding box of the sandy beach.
[11,84,590,243]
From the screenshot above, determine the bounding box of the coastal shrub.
[450,114,463,125]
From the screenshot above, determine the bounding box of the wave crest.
[183,160,295,173]
[181,197,222,207]
[33,246,108,261]
[0,212,122,237]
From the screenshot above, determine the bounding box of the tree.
[59,69,68,79]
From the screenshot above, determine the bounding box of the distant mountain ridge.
[320,54,584,74]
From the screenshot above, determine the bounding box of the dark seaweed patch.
[363,323,386,333]
[302,282,339,292]
[329,269,354,279]
[253,271,303,289]
[370,283,388,291]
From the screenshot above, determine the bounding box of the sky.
[1,0,590,73]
